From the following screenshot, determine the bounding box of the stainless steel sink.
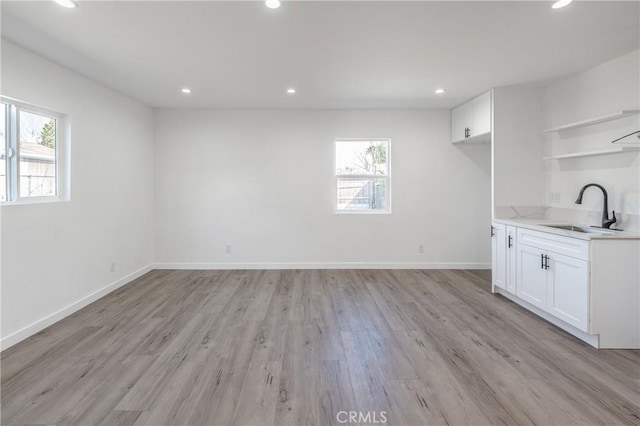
[543,224,619,235]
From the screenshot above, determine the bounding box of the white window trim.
[334,138,392,214]
[1,96,69,206]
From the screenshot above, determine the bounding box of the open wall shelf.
[543,146,640,160]
[543,110,640,133]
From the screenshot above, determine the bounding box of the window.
[335,139,390,213]
[1,98,63,203]
[1,107,6,202]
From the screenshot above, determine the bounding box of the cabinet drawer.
[517,228,589,261]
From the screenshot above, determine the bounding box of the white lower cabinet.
[516,243,548,310]
[492,223,517,294]
[546,252,589,331]
[491,224,507,290]
[515,243,589,331]
[506,226,517,294]
[493,222,639,349]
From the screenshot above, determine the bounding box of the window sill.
[1,197,68,207]
[334,210,392,215]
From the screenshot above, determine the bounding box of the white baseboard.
[0,264,153,351]
[153,262,491,270]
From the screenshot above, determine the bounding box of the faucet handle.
[602,210,618,229]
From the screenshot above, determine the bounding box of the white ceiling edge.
[2,1,638,110]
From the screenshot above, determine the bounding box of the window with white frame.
[335,139,390,213]
[1,99,62,203]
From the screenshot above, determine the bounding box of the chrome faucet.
[575,183,617,229]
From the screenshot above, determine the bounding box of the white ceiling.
[2,1,639,109]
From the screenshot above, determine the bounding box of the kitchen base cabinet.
[506,226,517,294]
[496,288,600,348]
[491,223,507,291]
[546,252,589,332]
[516,243,548,310]
[516,243,589,331]
[491,223,517,294]
[590,239,640,348]
[492,221,639,349]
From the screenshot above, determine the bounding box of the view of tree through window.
[335,139,390,212]
[1,100,62,203]
[19,110,57,198]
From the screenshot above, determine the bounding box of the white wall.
[544,50,640,231]
[0,41,155,349]
[154,109,491,268]
[492,86,545,219]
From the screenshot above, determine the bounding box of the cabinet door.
[516,244,547,310]
[451,102,472,142]
[506,226,517,295]
[547,252,589,332]
[471,91,491,136]
[491,224,507,291]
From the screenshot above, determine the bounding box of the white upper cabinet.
[471,91,491,136]
[451,90,491,143]
[451,102,473,143]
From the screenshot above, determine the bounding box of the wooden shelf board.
[543,110,640,133]
[543,146,640,160]
[452,131,491,144]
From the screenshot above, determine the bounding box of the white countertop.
[493,218,640,240]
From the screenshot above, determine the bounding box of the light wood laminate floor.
[2,269,639,425]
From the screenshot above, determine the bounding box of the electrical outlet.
[418,244,424,254]
[225,244,232,254]
[110,261,116,273]
[550,191,561,203]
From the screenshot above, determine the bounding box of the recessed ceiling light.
[552,0,572,9]
[287,88,296,94]
[181,88,192,94]
[265,0,281,9]
[52,0,78,8]
[435,88,447,94]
